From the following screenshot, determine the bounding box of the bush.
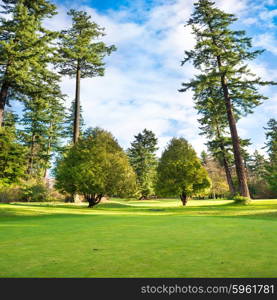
[22,183,50,202]
[0,181,66,203]
[0,187,24,203]
[48,189,66,202]
[233,195,251,205]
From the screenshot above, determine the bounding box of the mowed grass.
[0,198,277,278]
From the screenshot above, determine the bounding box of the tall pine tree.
[63,99,85,142]
[0,0,57,126]
[57,9,116,143]
[192,78,236,195]
[127,129,158,199]
[264,119,277,196]
[180,0,275,198]
[19,71,65,179]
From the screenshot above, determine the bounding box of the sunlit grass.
[0,198,277,277]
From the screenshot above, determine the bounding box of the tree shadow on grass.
[1,200,277,221]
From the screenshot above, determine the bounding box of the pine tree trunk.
[206,20,250,198]
[0,81,9,127]
[73,62,81,144]
[215,125,236,196]
[73,63,81,203]
[43,140,51,179]
[44,123,53,179]
[220,74,250,198]
[27,133,36,176]
[220,149,236,196]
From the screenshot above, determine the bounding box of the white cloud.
[216,0,249,14]
[254,33,277,56]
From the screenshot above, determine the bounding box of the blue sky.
[46,0,277,156]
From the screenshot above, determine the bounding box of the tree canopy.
[127,129,158,199]
[0,126,27,187]
[57,9,116,143]
[180,0,276,199]
[264,119,277,196]
[156,137,211,205]
[54,127,137,207]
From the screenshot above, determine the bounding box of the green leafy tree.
[42,91,66,178]
[180,0,276,198]
[0,0,57,126]
[19,82,66,179]
[203,155,229,199]
[57,10,116,143]
[156,138,211,205]
[127,129,158,199]
[3,109,18,128]
[0,125,27,187]
[54,128,137,207]
[247,150,271,198]
[264,119,277,196]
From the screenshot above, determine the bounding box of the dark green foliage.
[54,128,137,206]
[180,0,276,198]
[0,0,58,125]
[127,129,158,199]
[0,0,65,179]
[264,119,277,195]
[0,126,27,187]
[57,9,116,78]
[22,181,50,202]
[57,9,116,143]
[156,138,211,204]
[246,150,269,198]
[19,84,66,178]
[63,99,85,141]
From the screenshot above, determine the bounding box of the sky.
[45,0,277,156]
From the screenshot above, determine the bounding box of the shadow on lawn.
[1,200,277,221]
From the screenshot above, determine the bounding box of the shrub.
[48,189,66,202]
[0,187,24,203]
[22,183,50,202]
[233,195,251,205]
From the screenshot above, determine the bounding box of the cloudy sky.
[47,0,277,156]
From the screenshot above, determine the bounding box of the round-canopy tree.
[54,127,137,207]
[156,138,211,205]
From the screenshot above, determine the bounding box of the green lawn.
[0,198,277,278]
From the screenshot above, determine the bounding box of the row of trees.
[55,127,211,206]
[54,124,276,206]
[0,0,276,205]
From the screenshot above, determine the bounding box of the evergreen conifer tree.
[0,0,58,126]
[127,129,158,199]
[57,10,116,143]
[180,0,276,198]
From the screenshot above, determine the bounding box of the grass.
[0,198,277,278]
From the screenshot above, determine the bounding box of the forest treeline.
[0,0,276,206]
